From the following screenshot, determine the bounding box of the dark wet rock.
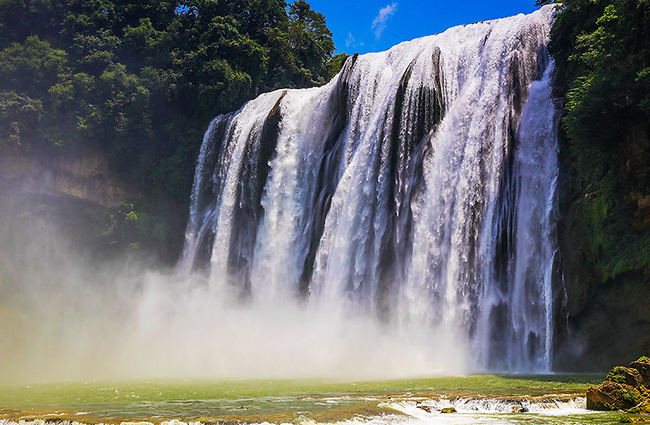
[416,404,433,413]
[553,125,650,373]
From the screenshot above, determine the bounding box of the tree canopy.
[0,0,346,261]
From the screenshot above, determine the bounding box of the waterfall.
[180,5,558,372]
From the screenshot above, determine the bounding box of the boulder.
[607,366,644,387]
[587,357,650,412]
[631,357,650,387]
[416,404,433,413]
[587,381,640,410]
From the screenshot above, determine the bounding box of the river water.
[1,375,630,425]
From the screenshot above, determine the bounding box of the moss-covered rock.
[587,357,650,413]
[607,366,645,388]
[631,358,650,388]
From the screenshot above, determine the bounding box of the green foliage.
[619,387,644,408]
[607,366,631,384]
[550,0,650,279]
[0,35,67,95]
[0,0,340,262]
[101,198,171,257]
[576,174,650,280]
[0,91,42,151]
[556,0,650,153]
[602,386,644,411]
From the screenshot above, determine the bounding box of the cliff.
[546,0,650,372]
[0,151,136,207]
[554,125,650,372]
[0,149,155,261]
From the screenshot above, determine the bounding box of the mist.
[0,193,466,385]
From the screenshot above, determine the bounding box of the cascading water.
[180,5,559,372]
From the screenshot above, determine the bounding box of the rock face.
[553,225,650,372]
[553,124,650,372]
[0,151,136,207]
[587,357,650,413]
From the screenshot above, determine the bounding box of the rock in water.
[416,404,433,413]
[587,357,650,413]
[587,381,642,410]
[609,366,644,387]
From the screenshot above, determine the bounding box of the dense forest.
[0,0,346,261]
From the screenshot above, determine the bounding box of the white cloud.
[346,32,356,48]
[346,32,364,50]
[372,2,398,39]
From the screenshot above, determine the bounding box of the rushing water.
[180,6,559,373]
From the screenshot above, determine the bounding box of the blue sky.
[308,1,541,54]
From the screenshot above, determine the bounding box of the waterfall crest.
[180,6,558,372]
